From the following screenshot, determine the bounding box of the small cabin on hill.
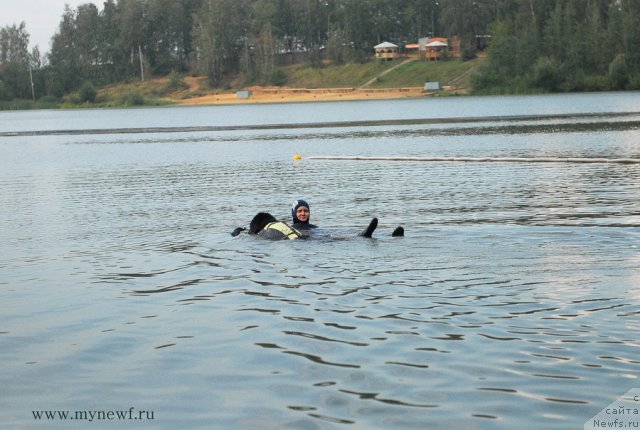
[374,42,399,60]
[417,36,461,61]
[404,43,420,57]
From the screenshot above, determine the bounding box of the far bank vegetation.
[1,0,640,109]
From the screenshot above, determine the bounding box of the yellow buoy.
[293,154,302,160]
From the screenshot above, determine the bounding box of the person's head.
[291,199,310,224]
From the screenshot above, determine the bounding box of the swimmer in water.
[231,208,401,240]
[239,212,377,240]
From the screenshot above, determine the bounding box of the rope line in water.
[308,155,640,164]
[2,111,639,137]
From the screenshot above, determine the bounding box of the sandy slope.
[178,86,429,105]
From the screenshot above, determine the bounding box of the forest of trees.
[473,0,640,92]
[1,0,640,102]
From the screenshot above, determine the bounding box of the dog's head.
[249,212,277,234]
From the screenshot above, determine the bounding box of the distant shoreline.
[177,86,447,106]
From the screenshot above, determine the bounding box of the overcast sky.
[0,1,102,52]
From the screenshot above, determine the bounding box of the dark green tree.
[78,80,97,102]
[621,0,640,74]
[49,6,81,91]
[117,0,146,79]
[76,4,100,69]
[0,22,33,99]
[143,0,200,74]
[326,24,349,64]
[97,0,125,81]
[192,0,248,85]
[440,0,495,50]
[0,22,30,66]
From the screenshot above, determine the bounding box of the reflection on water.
[1,95,640,429]
[2,110,639,137]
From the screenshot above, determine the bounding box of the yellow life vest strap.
[265,221,302,240]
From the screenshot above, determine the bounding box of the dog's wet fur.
[249,212,277,235]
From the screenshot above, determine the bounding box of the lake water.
[1,93,640,429]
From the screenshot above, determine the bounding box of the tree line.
[473,0,640,92]
[1,0,640,102]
